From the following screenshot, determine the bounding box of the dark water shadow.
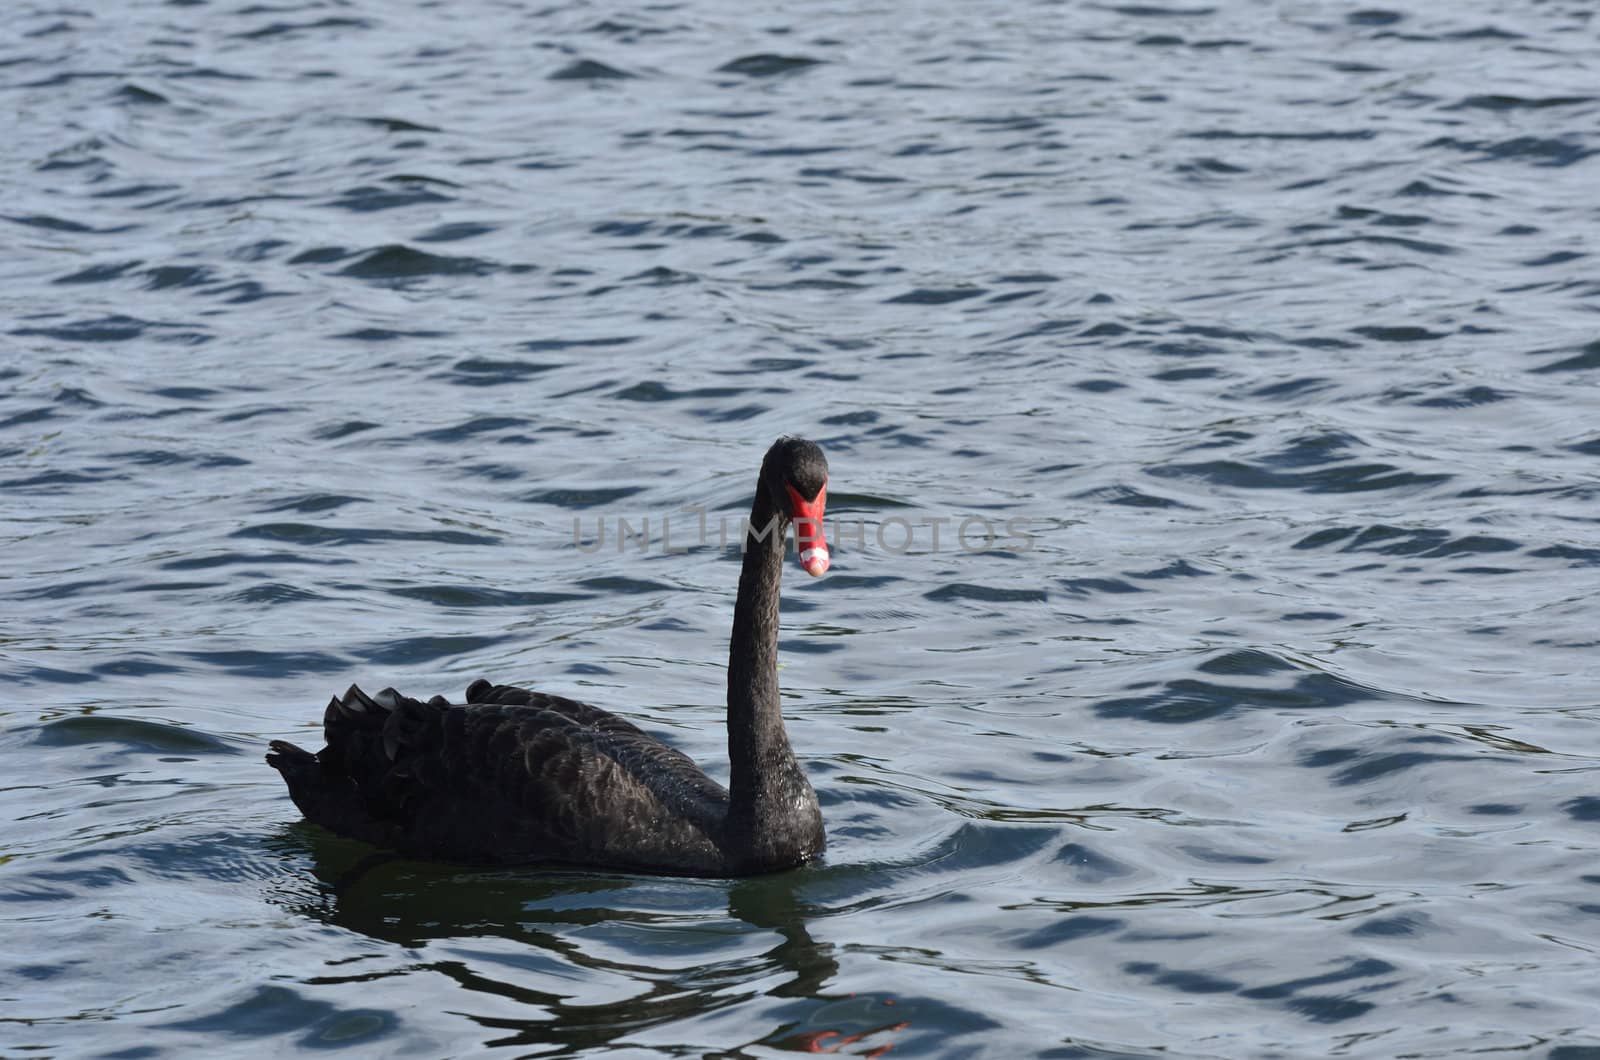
[1094,648,1389,723]
[259,825,846,1052]
[260,824,988,1054]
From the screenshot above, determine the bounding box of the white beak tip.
[800,547,830,577]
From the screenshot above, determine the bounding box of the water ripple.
[7,0,1600,1055]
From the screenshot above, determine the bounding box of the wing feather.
[289,679,731,871]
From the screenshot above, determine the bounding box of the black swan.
[266,436,831,876]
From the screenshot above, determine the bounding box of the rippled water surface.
[5,0,1600,1055]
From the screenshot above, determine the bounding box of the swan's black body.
[266,437,829,876]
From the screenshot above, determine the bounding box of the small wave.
[1446,95,1595,111]
[1096,649,1388,723]
[115,79,172,108]
[10,315,211,345]
[306,317,421,339]
[349,115,441,133]
[1054,841,1139,884]
[1011,914,1125,951]
[0,405,57,430]
[230,17,376,41]
[1526,544,1600,566]
[883,287,987,305]
[415,221,496,243]
[256,494,367,515]
[1149,458,1451,493]
[231,523,499,547]
[179,649,348,677]
[1075,484,1192,508]
[227,583,327,605]
[1425,134,1596,168]
[1407,384,1513,408]
[90,657,182,678]
[1123,956,1390,1022]
[313,419,380,440]
[53,260,142,285]
[1057,576,1145,596]
[30,715,243,756]
[2,865,135,903]
[549,58,636,81]
[3,212,138,235]
[1297,726,1512,790]
[336,244,501,280]
[110,449,250,468]
[1292,525,1520,559]
[800,166,908,186]
[524,486,646,509]
[576,575,676,595]
[412,414,535,443]
[162,551,353,570]
[1531,338,1600,374]
[1246,377,1337,402]
[1564,797,1600,822]
[924,583,1048,604]
[716,54,824,77]
[441,357,563,387]
[385,585,593,608]
[323,181,455,214]
[355,634,513,666]
[160,984,399,1048]
[613,380,753,402]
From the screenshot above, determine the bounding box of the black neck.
[724,485,815,863]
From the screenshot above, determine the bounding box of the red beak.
[784,481,829,577]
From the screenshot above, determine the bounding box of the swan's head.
[763,437,830,577]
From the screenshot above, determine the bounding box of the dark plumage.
[266,437,831,876]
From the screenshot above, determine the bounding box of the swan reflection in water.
[263,823,909,1056]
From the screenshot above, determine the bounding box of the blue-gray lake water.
[5,0,1600,1055]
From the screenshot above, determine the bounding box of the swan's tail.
[266,684,408,837]
[264,738,318,776]
[265,733,343,828]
